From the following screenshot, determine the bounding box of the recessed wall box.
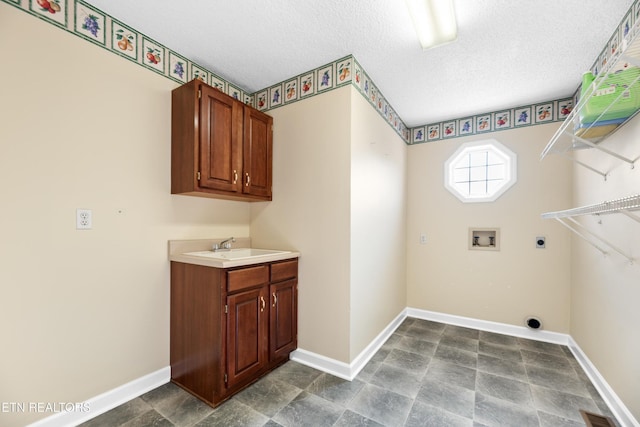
[469,228,500,251]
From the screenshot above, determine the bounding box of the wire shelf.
[540,17,640,176]
[541,194,640,219]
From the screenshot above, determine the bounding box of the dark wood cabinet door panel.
[243,107,272,198]
[226,287,268,388]
[270,279,297,363]
[200,85,242,192]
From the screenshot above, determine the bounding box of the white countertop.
[168,238,299,269]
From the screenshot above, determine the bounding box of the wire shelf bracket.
[558,151,608,180]
[553,218,610,257]
[568,217,633,264]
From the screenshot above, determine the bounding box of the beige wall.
[349,92,407,360]
[4,0,638,424]
[250,87,353,362]
[406,124,573,332]
[0,5,250,426]
[250,86,408,363]
[570,115,640,421]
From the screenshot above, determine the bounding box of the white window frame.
[444,139,517,203]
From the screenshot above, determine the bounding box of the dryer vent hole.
[526,317,542,330]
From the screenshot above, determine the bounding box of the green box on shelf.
[580,67,640,124]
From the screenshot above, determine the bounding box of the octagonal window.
[444,139,517,203]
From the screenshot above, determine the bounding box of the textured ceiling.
[84,0,635,127]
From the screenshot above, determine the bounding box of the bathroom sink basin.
[169,239,299,269]
[183,248,290,261]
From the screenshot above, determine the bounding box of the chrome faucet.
[213,237,235,251]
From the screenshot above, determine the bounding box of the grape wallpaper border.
[3,0,637,144]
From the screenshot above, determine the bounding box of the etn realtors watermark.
[1,401,90,413]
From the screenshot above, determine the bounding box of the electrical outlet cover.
[77,209,92,230]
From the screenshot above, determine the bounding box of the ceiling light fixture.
[405,0,457,50]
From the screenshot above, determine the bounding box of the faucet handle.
[213,237,235,251]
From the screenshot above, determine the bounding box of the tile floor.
[81,318,619,426]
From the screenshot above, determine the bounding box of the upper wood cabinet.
[243,107,273,199]
[171,79,273,201]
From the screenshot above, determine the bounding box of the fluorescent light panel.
[405,0,457,50]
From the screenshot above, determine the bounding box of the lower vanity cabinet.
[170,259,298,407]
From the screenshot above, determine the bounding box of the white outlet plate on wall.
[76,209,92,230]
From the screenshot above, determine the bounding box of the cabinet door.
[199,86,243,193]
[269,279,297,363]
[226,287,269,389]
[243,107,272,199]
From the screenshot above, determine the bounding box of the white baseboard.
[28,367,170,427]
[289,348,354,380]
[406,307,570,345]
[291,307,569,381]
[568,337,639,427]
[290,310,407,381]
